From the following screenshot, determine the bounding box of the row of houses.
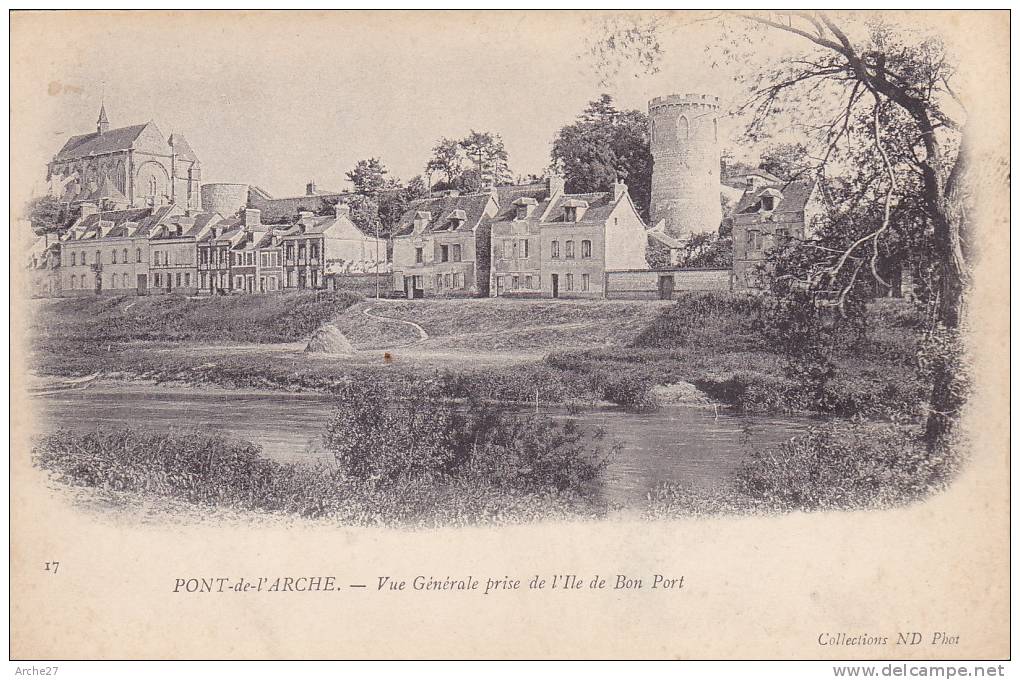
[29,171,821,300]
[29,201,388,298]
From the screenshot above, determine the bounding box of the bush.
[735,423,958,512]
[323,380,611,496]
[33,427,610,526]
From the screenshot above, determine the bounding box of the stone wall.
[605,267,732,299]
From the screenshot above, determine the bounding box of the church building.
[47,104,202,213]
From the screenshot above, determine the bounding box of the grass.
[34,426,610,527]
[32,290,362,344]
[367,298,668,351]
[30,291,925,416]
[645,421,960,518]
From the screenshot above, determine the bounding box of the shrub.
[322,380,611,496]
[32,427,610,526]
[734,423,959,512]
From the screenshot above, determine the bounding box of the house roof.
[648,230,684,249]
[393,192,492,237]
[490,183,550,221]
[734,179,815,215]
[728,169,781,183]
[542,192,616,224]
[54,123,150,161]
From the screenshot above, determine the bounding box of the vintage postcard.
[8,10,1010,663]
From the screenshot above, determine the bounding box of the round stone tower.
[648,93,721,239]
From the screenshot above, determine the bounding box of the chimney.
[334,202,351,218]
[614,180,628,202]
[547,174,565,196]
[243,208,261,230]
[212,226,221,239]
[306,181,316,196]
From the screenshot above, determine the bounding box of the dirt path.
[361,304,429,344]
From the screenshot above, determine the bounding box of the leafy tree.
[318,195,381,237]
[587,12,979,447]
[551,94,653,218]
[458,130,513,190]
[26,196,70,238]
[425,138,465,190]
[677,232,733,269]
[377,175,430,240]
[759,142,812,181]
[345,158,390,196]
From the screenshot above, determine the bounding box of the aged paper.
[9,10,1009,660]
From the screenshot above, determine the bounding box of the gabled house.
[731,179,820,289]
[275,203,388,291]
[58,203,182,296]
[489,176,650,299]
[147,211,222,295]
[391,191,498,298]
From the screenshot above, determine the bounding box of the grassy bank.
[34,393,613,526]
[32,291,361,344]
[30,291,925,416]
[646,421,960,518]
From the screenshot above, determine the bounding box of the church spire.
[97,102,109,135]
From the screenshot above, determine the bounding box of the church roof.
[54,123,150,161]
[168,133,199,162]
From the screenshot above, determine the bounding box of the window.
[246,252,254,266]
[415,247,424,264]
[95,250,101,264]
[111,250,117,264]
[565,273,574,291]
[582,273,590,291]
[451,244,462,262]
[581,240,592,258]
[201,273,207,289]
[81,251,87,265]
[122,248,128,263]
[516,206,528,220]
[521,240,529,258]
[761,196,775,211]
[311,270,318,288]
[774,227,789,242]
[440,245,449,262]
[564,207,577,222]
[269,276,278,291]
[71,252,77,266]
[154,273,161,287]
[746,230,762,252]
[445,273,452,288]
[235,276,244,290]
[453,273,461,288]
[565,240,575,259]
[502,239,512,259]
[70,275,76,289]
[176,273,182,288]
[136,248,142,263]
[310,243,319,260]
[260,277,266,293]
[512,275,519,289]
[524,275,533,290]
[677,115,689,141]
[286,244,294,260]
[551,240,560,259]
[184,273,191,287]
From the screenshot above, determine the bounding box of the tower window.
[677,116,689,142]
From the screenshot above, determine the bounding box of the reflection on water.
[31,387,815,507]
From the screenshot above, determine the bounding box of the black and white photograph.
[8,9,1011,666]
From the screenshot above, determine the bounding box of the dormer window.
[447,209,466,230]
[512,197,537,220]
[561,198,589,222]
[761,196,775,211]
[413,210,431,234]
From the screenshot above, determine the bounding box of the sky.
[10,10,991,207]
[10,10,755,203]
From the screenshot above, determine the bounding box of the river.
[30,386,817,507]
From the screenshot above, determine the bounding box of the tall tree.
[758,142,811,181]
[458,130,513,190]
[26,196,70,238]
[425,138,463,190]
[346,158,390,196]
[551,95,653,217]
[587,12,979,447]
